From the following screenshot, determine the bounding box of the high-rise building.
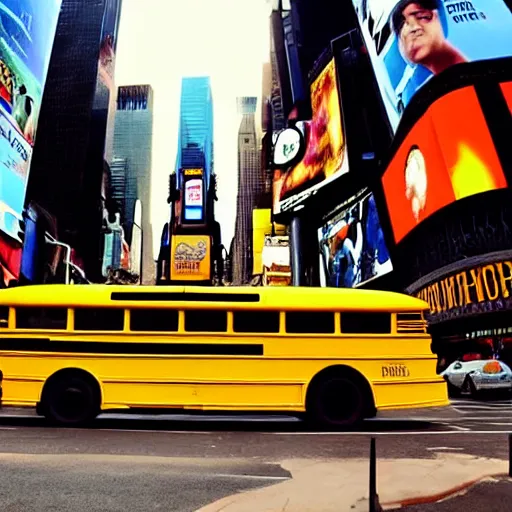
[158,76,222,286]
[231,97,263,285]
[175,77,214,190]
[25,0,122,282]
[111,84,154,283]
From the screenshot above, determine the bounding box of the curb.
[382,473,509,509]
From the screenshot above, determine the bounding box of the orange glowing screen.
[501,81,512,114]
[382,86,507,244]
[278,58,346,202]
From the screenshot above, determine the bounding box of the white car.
[441,359,512,397]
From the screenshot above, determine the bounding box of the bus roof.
[0,285,428,312]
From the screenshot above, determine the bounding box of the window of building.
[233,311,280,333]
[285,311,335,334]
[130,309,179,332]
[340,312,391,334]
[16,307,67,330]
[185,310,227,332]
[74,308,124,331]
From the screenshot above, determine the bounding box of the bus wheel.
[41,371,100,426]
[306,370,369,430]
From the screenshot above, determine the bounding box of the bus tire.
[306,368,371,430]
[40,370,101,427]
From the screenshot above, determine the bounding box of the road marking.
[0,427,17,430]
[426,447,464,451]
[214,474,289,481]
[441,423,471,431]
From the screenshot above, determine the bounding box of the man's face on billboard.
[397,3,444,65]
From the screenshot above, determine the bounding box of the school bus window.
[185,310,227,333]
[233,311,280,333]
[130,309,179,332]
[0,306,8,327]
[340,312,391,334]
[15,307,68,330]
[285,311,335,334]
[74,308,124,331]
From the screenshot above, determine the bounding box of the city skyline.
[114,0,270,259]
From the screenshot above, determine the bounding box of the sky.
[114,0,271,259]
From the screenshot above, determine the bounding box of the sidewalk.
[196,453,509,512]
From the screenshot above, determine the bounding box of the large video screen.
[273,58,348,214]
[353,0,512,131]
[0,0,61,239]
[382,86,508,244]
[318,190,392,288]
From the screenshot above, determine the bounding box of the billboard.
[318,190,392,288]
[0,0,61,239]
[170,235,211,281]
[273,58,348,214]
[353,0,512,131]
[382,86,508,244]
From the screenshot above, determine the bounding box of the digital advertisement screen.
[502,81,512,114]
[318,190,393,289]
[382,86,508,244]
[0,0,61,239]
[273,58,348,214]
[184,178,203,221]
[170,235,211,281]
[353,0,512,131]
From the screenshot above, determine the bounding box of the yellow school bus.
[0,284,448,427]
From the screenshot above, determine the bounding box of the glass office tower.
[158,76,222,285]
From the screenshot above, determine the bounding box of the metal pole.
[289,216,302,287]
[509,433,512,477]
[369,437,376,512]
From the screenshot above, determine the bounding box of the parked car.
[441,359,512,398]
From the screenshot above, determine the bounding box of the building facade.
[111,84,154,284]
[231,97,264,285]
[24,0,123,283]
[158,76,222,285]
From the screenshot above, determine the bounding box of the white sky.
[114,0,271,258]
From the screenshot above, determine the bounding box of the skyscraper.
[112,84,154,284]
[231,97,264,285]
[25,0,122,282]
[175,77,214,190]
[159,76,221,285]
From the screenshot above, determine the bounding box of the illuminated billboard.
[273,58,348,214]
[0,0,62,240]
[170,235,211,281]
[353,0,512,131]
[382,86,507,244]
[410,258,512,324]
[318,190,392,288]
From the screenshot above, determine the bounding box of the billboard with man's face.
[353,0,512,131]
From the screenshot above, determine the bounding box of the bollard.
[369,437,376,512]
[509,433,512,478]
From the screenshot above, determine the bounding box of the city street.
[1,399,512,511]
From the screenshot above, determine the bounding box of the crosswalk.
[451,398,512,415]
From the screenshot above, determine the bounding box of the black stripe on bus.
[0,338,264,356]
[110,292,260,303]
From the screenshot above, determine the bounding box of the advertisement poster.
[382,86,507,244]
[170,235,211,281]
[274,58,348,214]
[318,190,393,288]
[353,0,512,131]
[185,179,203,207]
[0,0,62,239]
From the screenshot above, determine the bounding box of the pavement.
[0,398,511,511]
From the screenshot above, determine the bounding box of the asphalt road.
[0,398,511,511]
